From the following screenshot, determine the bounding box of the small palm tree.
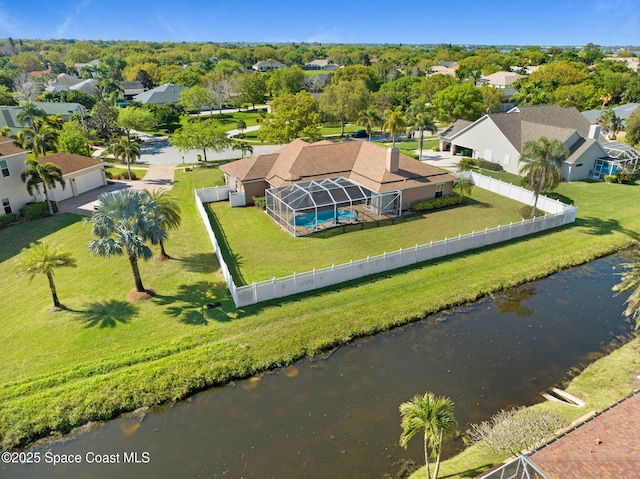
[612,249,640,330]
[111,138,141,180]
[383,106,407,147]
[357,108,381,142]
[519,137,569,217]
[17,102,46,132]
[31,124,59,157]
[411,112,438,160]
[17,240,77,310]
[20,158,66,215]
[87,189,166,295]
[144,189,182,259]
[400,392,457,479]
[453,177,474,203]
[232,141,254,159]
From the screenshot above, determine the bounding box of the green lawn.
[207,187,524,284]
[2,169,640,454]
[318,123,363,136]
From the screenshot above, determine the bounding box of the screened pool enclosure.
[265,177,402,236]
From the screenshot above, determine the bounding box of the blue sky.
[1,0,639,46]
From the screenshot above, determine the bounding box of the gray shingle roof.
[132,83,186,105]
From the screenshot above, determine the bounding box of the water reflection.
[3,255,633,479]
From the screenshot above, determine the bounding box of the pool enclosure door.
[370,191,402,215]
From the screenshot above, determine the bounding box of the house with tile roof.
[34,152,107,203]
[220,139,457,210]
[440,105,609,181]
[132,83,186,105]
[252,59,285,72]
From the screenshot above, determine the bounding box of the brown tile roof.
[35,152,103,175]
[0,137,28,156]
[529,392,640,478]
[221,140,457,193]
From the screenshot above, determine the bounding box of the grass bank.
[0,170,639,451]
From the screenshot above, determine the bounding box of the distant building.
[132,83,186,105]
[303,59,338,71]
[252,59,285,72]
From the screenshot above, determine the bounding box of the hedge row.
[411,193,461,212]
[0,213,19,226]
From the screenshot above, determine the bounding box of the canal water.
[3,254,634,479]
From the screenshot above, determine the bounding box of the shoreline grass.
[0,170,639,453]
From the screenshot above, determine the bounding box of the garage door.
[74,169,105,195]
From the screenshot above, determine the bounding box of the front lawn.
[207,188,524,284]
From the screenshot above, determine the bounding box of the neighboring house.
[440,104,610,181]
[480,71,525,106]
[303,59,338,71]
[119,81,145,100]
[583,103,640,126]
[0,102,87,134]
[528,392,640,479]
[132,83,186,105]
[426,61,459,77]
[73,59,100,77]
[68,78,98,96]
[45,73,83,92]
[0,137,31,216]
[603,56,639,72]
[220,139,457,210]
[252,59,285,72]
[34,152,107,204]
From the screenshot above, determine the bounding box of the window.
[435,184,444,198]
[2,198,11,215]
[0,160,9,178]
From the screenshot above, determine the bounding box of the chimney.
[386,147,400,173]
[588,123,601,140]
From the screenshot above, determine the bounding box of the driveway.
[57,164,176,216]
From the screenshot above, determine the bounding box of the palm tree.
[357,108,381,142]
[411,112,438,160]
[17,102,46,132]
[453,177,474,203]
[519,137,569,217]
[399,392,457,479]
[598,109,623,140]
[111,138,141,180]
[87,189,166,295]
[383,106,407,147]
[12,128,35,149]
[0,126,13,137]
[31,124,59,157]
[232,141,253,159]
[17,241,76,310]
[20,158,66,216]
[612,249,640,330]
[144,189,182,259]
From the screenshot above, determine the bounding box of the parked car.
[351,129,368,138]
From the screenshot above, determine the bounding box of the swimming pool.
[292,209,357,227]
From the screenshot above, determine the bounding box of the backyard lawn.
[207,187,525,283]
[1,165,640,458]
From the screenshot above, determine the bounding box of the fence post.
[313,268,316,288]
[293,272,297,294]
[349,260,353,280]
[252,282,257,303]
[272,277,277,298]
[331,264,335,285]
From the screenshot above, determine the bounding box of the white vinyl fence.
[195,172,577,308]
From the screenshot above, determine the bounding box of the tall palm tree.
[17,102,46,132]
[144,189,182,259]
[232,141,253,159]
[31,124,59,157]
[87,189,166,295]
[13,128,35,149]
[357,108,381,142]
[519,137,569,217]
[383,106,407,147]
[411,112,438,160]
[612,249,640,330]
[17,240,76,310]
[400,392,457,479]
[598,109,623,140]
[453,177,474,203]
[111,138,141,180]
[20,158,66,216]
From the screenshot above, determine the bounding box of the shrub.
[604,174,617,183]
[22,202,48,219]
[111,171,138,180]
[615,169,633,184]
[252,196,266,209]
[411,193,461,212]
[0,212,19,226]
[458,157,477,171]
[432,145,439,152]
[478,158,503,171]
[400,150,419,160]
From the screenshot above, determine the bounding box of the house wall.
[562,143,603,181]
[400,181,454,209]
[0,152,42,216]
[240,180,269,205]
[450,117,521,174]
[47,165,107,202]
